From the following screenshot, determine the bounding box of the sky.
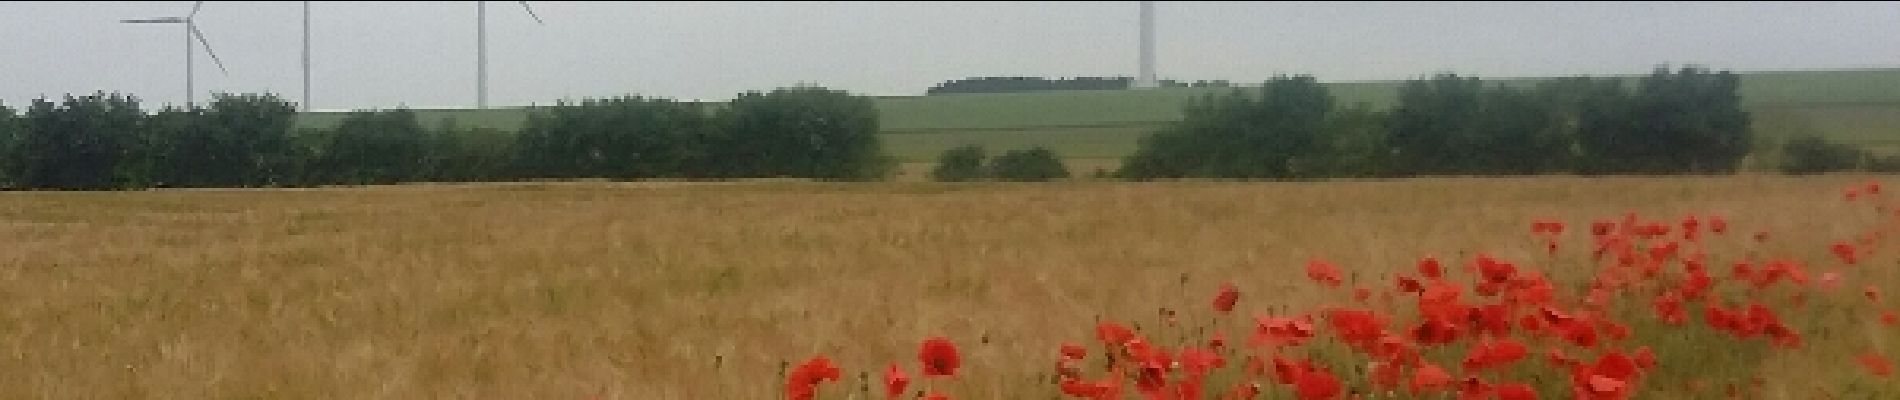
[2,1,1898,111]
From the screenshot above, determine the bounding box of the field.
[292,68,1900,166]
[2,176,1896,398]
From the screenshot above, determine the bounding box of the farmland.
[293,68,1900,166]
[0,176,1894,398]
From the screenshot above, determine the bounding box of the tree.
[7,92,149,190]
[512,96,712,180]
[308,109,429,185]
[1778,135,1866,175]
[930,144,987,182]
[990,147,1069,182]
[709,86,891,180]
[1117,75,1334,180]
[0,101,17,187]
[1579,66,1751,174]
[1312,104,1394,178]
[147,93,299,187]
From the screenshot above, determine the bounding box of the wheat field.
[1,176,1894,399]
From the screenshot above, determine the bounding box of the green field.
[294,68,1900,163]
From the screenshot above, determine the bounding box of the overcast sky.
[3,1,1898,111]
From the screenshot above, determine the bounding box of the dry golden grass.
[0,175,1895,399]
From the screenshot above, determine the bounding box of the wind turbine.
[1136,0,1156,89]
[477,1,544,109]
[122,1,229,107]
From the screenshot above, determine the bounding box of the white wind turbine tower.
[122,1,230,107]
[477,1,545,109]
[1135,0,1156,89]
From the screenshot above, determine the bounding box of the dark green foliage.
[512,96,712,180]
[7,92,149,190]
[0,102,17,187]
[930,144,987,182]
[1578,66,1752,174]
[424,122,516,182]
[708,86,891,181]
[990,147,1070,182]
[1779,135,1867,174]
[148,94,300,187]
[306,109,430,185]
[1121,66,1755,180]
[1117,76,1334,180]
[1313,105,1395,178]
[1387,74,1572,176]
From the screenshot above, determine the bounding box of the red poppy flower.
[1253,315,1316,348]
[1418,256,1445,279]
[1633,347,1657,371]
[1397,275,1425,293]
[1708,215,1727,234]
[1410,362,1452,394]
[1097,322,1135,347]
[1861,353,1894,377]
[1061,342,1087,361]
[1307,259,1345,288]
[1271,356,1305,385]
[1591,220,1615,236]
[1833,242,1859,265]
[1294,366,1342,400]
[1882,310,1897,326]
[1214,282,1241,313]
[1179,347,1224,377]
[1327,308,1387,348]
[1494,383,1538,400]
[786,355,842,400]
[1869,181,1884,195]
[884,364,909,399]
[1370,361,1403,390]
[1059,378,1116,399]
[919,337,961,377]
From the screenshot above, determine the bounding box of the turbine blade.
[518,1,544,24]
[189,0,204,19]
[190,23,229,75]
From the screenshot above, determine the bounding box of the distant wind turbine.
[123,0,229,107]
[477,1,545,109]
[1137,0,1156,89]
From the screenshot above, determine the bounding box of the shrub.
[1117,76,1333,180]
[512,96,712,180]
[1779,134,1868,174]
[307,108,430,185]
[709,86,891,181]
[930,144,988,182]
[7,92,148,190]
[990,147,1069,182]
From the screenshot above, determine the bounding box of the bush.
[709,86,891,181]
[7,92,148,190]
[306,108,430,185]
[1117,76,1334,180]
[930,144,988,182]
[512,96,712,180]
[990,147,1069,182]
[0,102,17,187]
[1779,135,1867,175]
[148,93,300,188]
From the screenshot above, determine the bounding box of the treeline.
[925,76,1233,95]
[0,86,891,190]
[1117,66,1759,180]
